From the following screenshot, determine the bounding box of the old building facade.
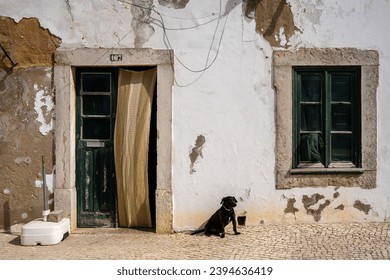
[0,0,389,233]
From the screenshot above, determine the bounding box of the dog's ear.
[220,197,227,204]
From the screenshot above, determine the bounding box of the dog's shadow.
[189,220,207,235]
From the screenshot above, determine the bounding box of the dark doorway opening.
[148,84,157,227]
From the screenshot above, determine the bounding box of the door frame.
[53,48,174,233]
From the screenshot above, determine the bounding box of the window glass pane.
[82,95,111,115]
[331,134,352,161]
[301,105,321,131]
[82,118,111,139]
[299,133,323,162]
[331,74,351,102]
[332,105,351,131]
[82,73,111,92]
[301,74,321,102]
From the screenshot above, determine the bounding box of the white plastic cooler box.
[20,155,71,246]
[21,218,70,246]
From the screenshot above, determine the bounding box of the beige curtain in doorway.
[114,68,157,228]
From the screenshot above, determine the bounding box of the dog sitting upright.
[192,196,241,238]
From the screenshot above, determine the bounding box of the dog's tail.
[191,228,205,235]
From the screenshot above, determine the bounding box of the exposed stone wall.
[0,16,60,231]
[0,17,61,67]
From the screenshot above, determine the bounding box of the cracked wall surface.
[0,16,59,231]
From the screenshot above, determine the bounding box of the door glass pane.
[331,134,352,161]
[332,105,351,131]
[301,105,321,131]
[299,133,323,162]
[82,73,111,93]
[82,95,111,115]
[82,117,111,139]
[331,74,351,102]
[301,74,321,102]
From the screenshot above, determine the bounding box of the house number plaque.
[110,54,123,62]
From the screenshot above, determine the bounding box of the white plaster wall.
[2,0,390,230]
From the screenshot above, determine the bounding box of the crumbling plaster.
[0,16,59,231]
[0,17,61,67]
[244,0,298,48]
[0,67,55,231]
[0,0,390,232]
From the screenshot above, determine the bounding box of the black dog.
[191,196,241,238]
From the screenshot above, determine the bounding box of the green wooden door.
[76,68,118,227]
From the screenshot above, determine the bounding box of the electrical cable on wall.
[91,8,157,65]
[117,0,229,87]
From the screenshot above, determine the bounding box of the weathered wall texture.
[131,0,155,48]
[0,16,60,231]
[0,0,389,232]
[158,0,190,9]
[0,17,61,67]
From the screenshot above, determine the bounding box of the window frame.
[77,69,117,141]
[292,66,362,171]
[273,48,378,189]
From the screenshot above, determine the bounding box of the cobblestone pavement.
[1,222,390,260]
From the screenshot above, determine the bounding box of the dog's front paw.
[234,231,241,235]
[219,233,225,238]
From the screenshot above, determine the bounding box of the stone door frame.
[53,48,174,233]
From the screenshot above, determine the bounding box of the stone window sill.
[290,167,365,174]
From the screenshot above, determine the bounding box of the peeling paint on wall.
[35,172,55,194]
[284,198,299,214]
[189,135,206,174]
[158,0,190,9]
[282,189,378,222]
[33,84,54,135]
[353,200,372,215]
[302,194,331,222]
[335,204,345,210]
[243,0,297,47]
[242,0,259,19]
[131,0,155,48]
[0,66,54,231]
[14,157,31,165]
